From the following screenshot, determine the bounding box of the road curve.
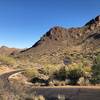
[0,70,100,100]
[0,70,24,92]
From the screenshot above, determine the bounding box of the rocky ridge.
[16,16,100,64]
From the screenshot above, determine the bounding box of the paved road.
[31,86,100,100]
[0,70,24,92]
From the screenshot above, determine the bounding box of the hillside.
[16,16,100,65]
[0,16,100,99]
[0,46,21,56]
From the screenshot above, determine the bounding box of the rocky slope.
[16,16,100,64]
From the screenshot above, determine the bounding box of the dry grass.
[0,55,16,66]
[24,67,39,78]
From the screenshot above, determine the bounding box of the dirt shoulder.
[0,66,14,75]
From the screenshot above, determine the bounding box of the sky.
[0,0,100,48]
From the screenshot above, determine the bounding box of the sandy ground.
[0,66,14,75]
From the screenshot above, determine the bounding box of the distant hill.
[0,46,21,56]
[16,16,100,64]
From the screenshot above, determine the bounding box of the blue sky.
[0,0,100,48]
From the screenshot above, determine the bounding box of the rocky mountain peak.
[85,15,100,28]
[45,26,66,37]
[95,15,100,22]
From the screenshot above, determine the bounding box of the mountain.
[0,46,21,56]
[16,16,100,65]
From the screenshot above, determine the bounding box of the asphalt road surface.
[0,70,23,92]
[31,86,100,100]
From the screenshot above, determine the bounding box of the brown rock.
[95,15,100,21]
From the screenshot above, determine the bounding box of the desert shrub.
[91,54,100,84]
[54,63,84,84]
[41,64,61,77]
[53,80,65,86]
[77,77,85,85]
[67,67,83,85]
[24,67,39,78]
[31,77,48,86]
[68,63,92,85]
[67,63,83,85]
[95,54,100,64]
[0,55,16,66]
[91,63,100,84]
[82,66,92,78]
[54,67,68,81]
[77,77,90,86]
[54,63,91,85]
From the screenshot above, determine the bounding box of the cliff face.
[17,16,100,64]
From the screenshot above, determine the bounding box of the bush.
[24,62,92,86]
[54,63,84,84]
[67,68,83,85]
[77,77,90,86]
[91,54,100,84]
[0,55,16,66]
[31,95,45,100]
[41,64,61,77]
[54,63,91,85]
[82,66,92,78]
[95,54,100,64]
[24,67,39,78]
[91,63,100,84]
[68,64,84,85]
[54,67,67,81]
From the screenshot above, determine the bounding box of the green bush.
[41,64,61,77]
[95,54,100,64]
[54,67,67,81]
[54,64,84,84]
[91,63,100,84]
[54,63,91,85]
[90,54,100,84]
[67,68,83,85]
